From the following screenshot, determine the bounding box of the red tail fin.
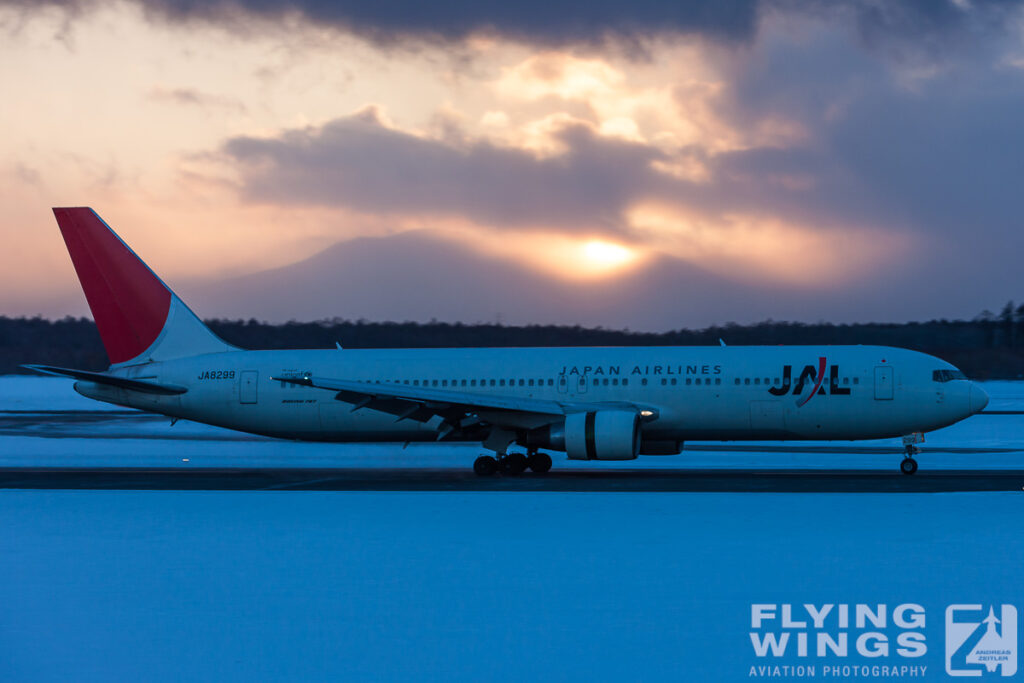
[53,207,233,366]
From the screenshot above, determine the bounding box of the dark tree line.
[4,304,1024,378]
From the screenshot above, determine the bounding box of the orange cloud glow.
[627,203,912,287]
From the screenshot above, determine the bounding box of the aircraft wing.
[272,374,656,437]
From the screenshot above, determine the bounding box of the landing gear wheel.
[473,455,498,476]
[900,458,918,475]
[504,452,528,475]
[528,452,553,473]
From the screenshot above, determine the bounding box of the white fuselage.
[73,345,985,451]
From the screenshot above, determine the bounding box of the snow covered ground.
[2,377,1024,682]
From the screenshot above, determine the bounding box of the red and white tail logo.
[53,207,234,366]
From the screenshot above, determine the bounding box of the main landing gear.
[900,433,924,475]
[473,450,552,476]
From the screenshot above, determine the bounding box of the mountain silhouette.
[179,230,929,330]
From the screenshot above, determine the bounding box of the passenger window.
[528,379,534,386]
[442,380,447,387]
[734,378,740,385]
[622,379,628,386]
[499,379,506,386]
[671,378,677,386]
[603,378,609,386]
[612,378,619,386]
[661,378,667,386]
[754,378,760,385]
[641,378,648,386]
[686,378,692,386]
[744,378,750,385]
[548,379,554,386]
[490,379,496,386]
[470,379,476,387]
[843,377,849,385]
[715,378,721,385]
[853,378,859,385]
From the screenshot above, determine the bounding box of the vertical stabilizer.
[52,207,235,366]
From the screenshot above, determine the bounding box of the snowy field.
[2,377,1024,681]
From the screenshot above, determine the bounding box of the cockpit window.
[933,369,967,382]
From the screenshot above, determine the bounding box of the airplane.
[25,207,989,476]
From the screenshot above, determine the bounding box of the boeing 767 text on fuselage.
[26,208,989,475]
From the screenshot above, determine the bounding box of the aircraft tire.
[474,455,498,476]
[505,452,528,475]
[900,458,918,475]
[528,452,553,473]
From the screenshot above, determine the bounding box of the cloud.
[103,0,763,45]
[222,108,663,233]
[7,0,1022,48]
[147,86,247,113]
[715,12,1024,245]
[218,104,909,290]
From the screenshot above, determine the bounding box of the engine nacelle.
[560,410,641,461]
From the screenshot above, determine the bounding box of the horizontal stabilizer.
[22,365,188,395]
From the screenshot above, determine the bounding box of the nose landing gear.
[900,433,924,475]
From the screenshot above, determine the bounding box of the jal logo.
[768,357,851,407]
[946,604,1018,677]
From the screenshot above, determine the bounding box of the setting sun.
[580,239,638,273]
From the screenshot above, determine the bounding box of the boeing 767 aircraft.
[26,208,989,475]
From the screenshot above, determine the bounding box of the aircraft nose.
[969,383,990,415]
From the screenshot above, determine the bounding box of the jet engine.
[525,410,641,460]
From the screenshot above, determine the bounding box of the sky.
[1,0,1023,331]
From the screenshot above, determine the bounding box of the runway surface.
[4,466,1024,492]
